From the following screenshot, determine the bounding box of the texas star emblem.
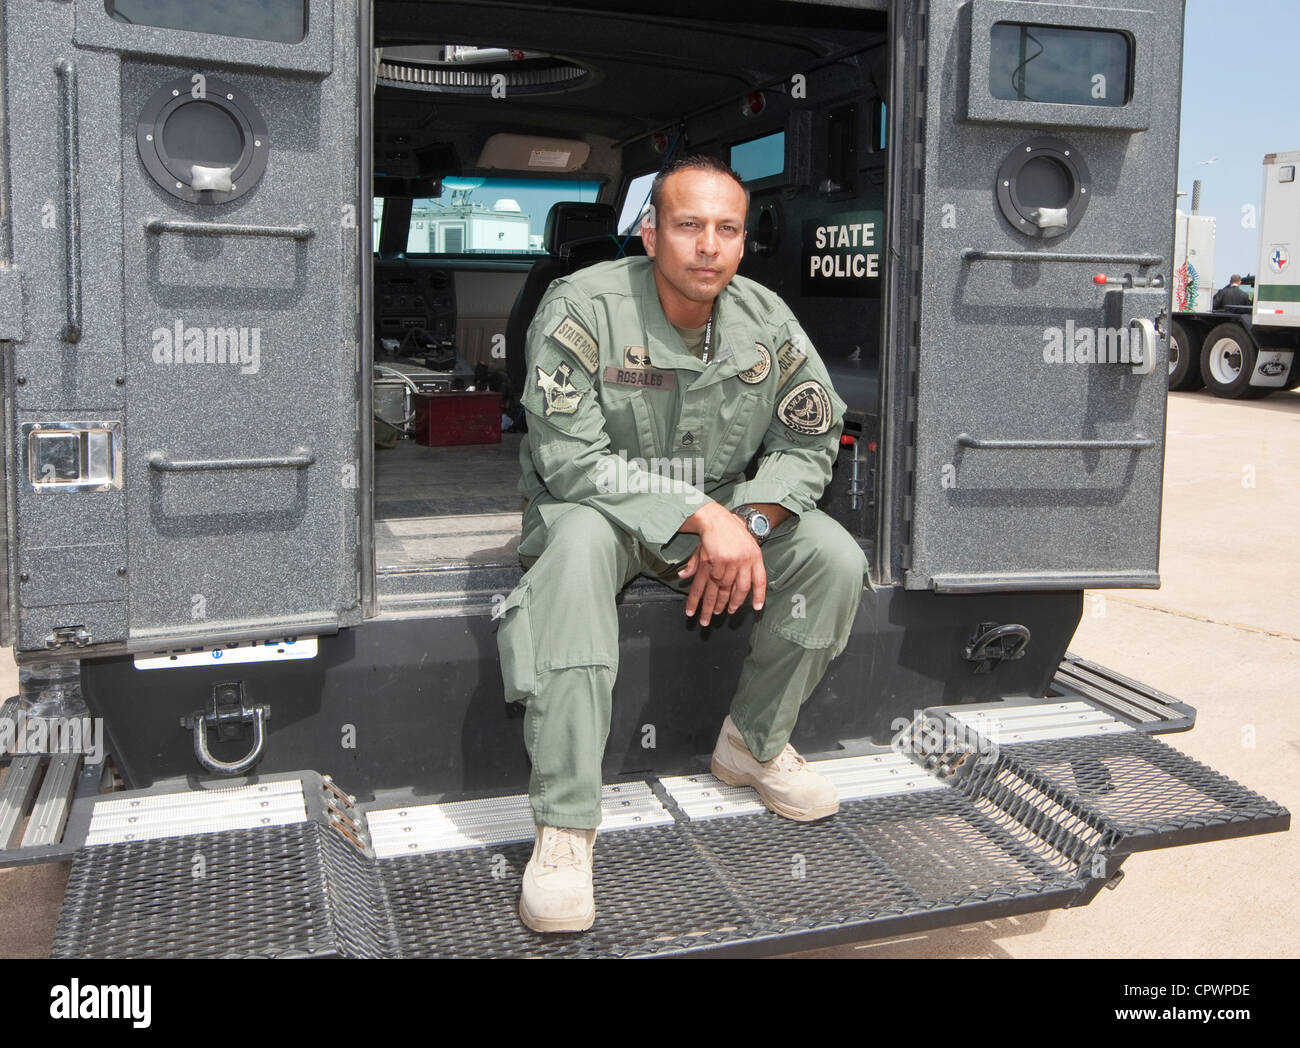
[623,345,651,369]
[1270,246,1289,273]
[535,361,583,417]
[739,343,773,384]
[777,380,832,435]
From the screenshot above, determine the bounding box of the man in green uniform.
[496,155,871,933]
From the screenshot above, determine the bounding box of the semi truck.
[0,0,1288,957]
[1168,150,1300,396]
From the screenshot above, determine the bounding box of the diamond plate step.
[85,779,308,847]
[661,752,942,822]
[367,781,671,858]
[945,700,1134,744]
[1053,653,1196,731]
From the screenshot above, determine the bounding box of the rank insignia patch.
[777,380,832,435]
[548,315,600,374]
[536,361,584,417]
[739,343,772,384]
[623,345,651,369]
[776,340,808,388]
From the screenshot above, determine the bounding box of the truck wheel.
[1167,320,1204,391]
[1200,323,1267,398]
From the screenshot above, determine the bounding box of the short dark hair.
[645,154,750,227]
[1230,274,1242,284]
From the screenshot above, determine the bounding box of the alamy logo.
[592,449,707,503]
[1042,321,1145,372]
[50,980,151,1028]
[0,714,104,762]
[152,319,262,374]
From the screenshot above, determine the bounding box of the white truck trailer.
[1169,150,1300,396]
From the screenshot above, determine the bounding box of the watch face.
[750,512,771,537]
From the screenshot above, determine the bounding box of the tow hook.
[963,621,1030,673]
[180,681,270,776]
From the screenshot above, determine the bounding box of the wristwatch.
[733,505,772,546]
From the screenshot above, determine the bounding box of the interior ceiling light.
[377,45,591,96]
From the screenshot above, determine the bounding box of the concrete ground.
[2,389,1297,958]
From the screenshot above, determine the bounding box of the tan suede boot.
[711,715,839,821]
[519,825,597,933]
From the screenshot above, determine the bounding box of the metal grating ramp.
[978,732,1291,850]
[54,822,392,959]
[50,730,1289,957]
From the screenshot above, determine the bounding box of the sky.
[1178,0,1298,282]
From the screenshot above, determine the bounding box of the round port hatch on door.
[136,77,269,204]
[996,137,1091,239]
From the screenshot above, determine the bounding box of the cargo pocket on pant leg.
[495,582,536,703]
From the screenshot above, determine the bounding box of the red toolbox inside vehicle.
[413,391,502,446]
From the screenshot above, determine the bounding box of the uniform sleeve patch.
[738,343,773,384]
[536,361,585,417]
[548,315,600,375]
[777,380,832,435]
[776,339,808,388]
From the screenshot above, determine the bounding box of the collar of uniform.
[635,259,760,383]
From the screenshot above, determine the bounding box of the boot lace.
[767,744,808,775]
[542,829,586,869]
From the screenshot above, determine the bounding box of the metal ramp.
[0,697,110,867]
[48,708,1288,958]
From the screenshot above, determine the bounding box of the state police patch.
[777,380,832,435]
[738,343,772,384]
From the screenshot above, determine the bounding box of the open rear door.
[2,0,365,655]
[897,0,1180,591]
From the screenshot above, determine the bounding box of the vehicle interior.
[369,0,889,599]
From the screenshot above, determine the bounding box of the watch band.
[734,504,772,545]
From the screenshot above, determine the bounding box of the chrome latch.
[180,681,271,776]
[22,421,123,492]
[45,624,93,649]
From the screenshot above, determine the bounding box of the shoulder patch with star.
[738,343,773,384]
[547,315,600,375]
[777,380,832,435]
[535,361,585,417]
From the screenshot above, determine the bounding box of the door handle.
[962,249,1164,266]
[145,218,315,241]
[148,447,315,472]
[56,59,82,344]
[957,434,1156,451]
[1128,318,1158,376]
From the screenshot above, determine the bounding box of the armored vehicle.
[0,0,1287,957]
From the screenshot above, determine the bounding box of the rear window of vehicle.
[404,177,601,255]
[730,131,786,181]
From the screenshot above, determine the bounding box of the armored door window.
[105,0,308,44]
[989,23,1131,107]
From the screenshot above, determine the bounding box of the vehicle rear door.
[1,0,366,654]
[890,0,1180,591]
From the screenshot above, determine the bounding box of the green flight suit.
[496,256,871,828]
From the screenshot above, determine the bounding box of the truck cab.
[1169,152,1300,397]
[0,0,1288,957]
